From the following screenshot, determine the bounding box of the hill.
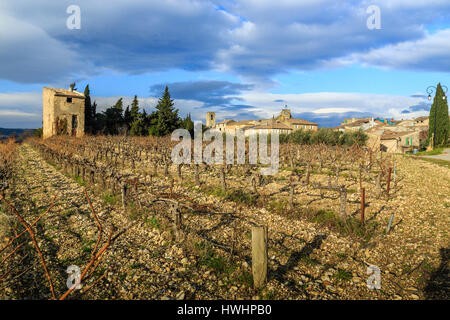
[0,128,35,140]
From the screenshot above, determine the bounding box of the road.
[420,148,450,161]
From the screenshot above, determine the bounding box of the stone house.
[380,130,420,153]
[243,122,293,136]
[216,120,235,132]
[414,116,429,127]
[340,117,374,126]
[43,87,85,139]
[226,120,256,133]
[337,118,376,132]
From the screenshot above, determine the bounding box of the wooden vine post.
[339,185,347,217]
[386,167,392,198]
[360,187,365,225]
[170,202,183,242]
[121,182,127,211]
[252,225,268,288]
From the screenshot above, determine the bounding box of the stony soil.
[0,143,448,300]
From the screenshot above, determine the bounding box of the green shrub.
[281,128,367,147]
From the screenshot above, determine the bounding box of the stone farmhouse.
[208,109,318,136]
[43,86,85,139]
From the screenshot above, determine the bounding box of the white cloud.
[313,108,360,114]
[345,29,450,72]
[238,91,426,119]
[0,91,43,127]
[0,110,39,117]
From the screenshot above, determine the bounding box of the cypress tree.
[91,101,98,134]
[84,85,93,134]
[429,83,450,147]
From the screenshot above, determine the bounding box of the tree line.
[279,128,368,146]
[83,85,194,137]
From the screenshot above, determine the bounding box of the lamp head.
[428,94,432,101]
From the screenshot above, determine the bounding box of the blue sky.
[1,0,450,128]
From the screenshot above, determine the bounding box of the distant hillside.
[0,128,35,140]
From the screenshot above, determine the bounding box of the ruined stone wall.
[42,88,54,139]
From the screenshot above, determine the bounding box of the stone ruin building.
[42,86,85,139]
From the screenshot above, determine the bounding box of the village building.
[336,117,376,132]
[243,122,293,137]
[207,108,318,136]
[340,117,371,126]
[215,119,235,132]
[379,130,420,153]
[338,115,429,154]
[43,86,85,139]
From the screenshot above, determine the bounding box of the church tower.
[206,112,216,128]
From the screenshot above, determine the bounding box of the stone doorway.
[72,115,78,136]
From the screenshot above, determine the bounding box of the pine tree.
[154,86,182,136]
[183,113,194,136]
[124,106,132,132]
[147,110,158,136]
[128,95,144,136]
[130,95,140,122]
[102,98,124,135]
[130,113,145,136]
[429,83,450,147]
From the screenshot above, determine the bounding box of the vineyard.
[0,136,448,300]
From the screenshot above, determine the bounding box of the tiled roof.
[246,122,292,130]
[288,118,318,126]
[217,120,235,125]
[227,120,255,127]
[345,119,370,127]
[381,130,415,140]
[45,87,85,98]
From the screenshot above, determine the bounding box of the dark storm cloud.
[2,1,450,83]
[401,101,431,114]
[149,80,254,107]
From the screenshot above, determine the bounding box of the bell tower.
[206,112,216,128]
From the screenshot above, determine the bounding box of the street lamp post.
[426,85,448,149]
